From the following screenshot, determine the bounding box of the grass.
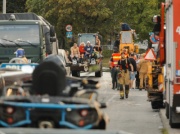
[102,57,110,68]
[161,128,168,134]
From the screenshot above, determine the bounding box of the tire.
[165,103,169,119]
[95,119,106,130]
[95,70,102,77]
[169,107,180,128]
[95,64,102,77]
[72,71,80,77]
[151,101,163,109]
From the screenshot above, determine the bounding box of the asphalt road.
[92,72,163,134]
[88,71,180,134]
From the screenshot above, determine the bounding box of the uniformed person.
[14,48,28,63]
[117,52,133,99]
[109,52,121,89]
[137,53,149,90]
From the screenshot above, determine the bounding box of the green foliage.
[0,0,163,49]
[102,50,113,58]
[0,0,27,13]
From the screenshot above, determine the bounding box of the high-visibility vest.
[111,53,121,67]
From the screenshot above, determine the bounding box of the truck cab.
[119,30,139,54]
[0,13,58,64]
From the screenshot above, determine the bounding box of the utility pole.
[3,0,6,13]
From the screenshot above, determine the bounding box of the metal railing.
[101,45,113,50]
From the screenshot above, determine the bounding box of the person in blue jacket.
[84,41,93,59]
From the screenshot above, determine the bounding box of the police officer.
[117,52,133,99]
[14,48,28,63]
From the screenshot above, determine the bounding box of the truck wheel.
[95,70,102,77]
[95,119,106,130]
[72,71,80,77]
[151,101,160,109]
[165,103,169,119]
[169,107,180,128]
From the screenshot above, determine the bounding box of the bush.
[102,50,113,58]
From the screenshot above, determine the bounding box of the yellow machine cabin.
[119,30,139,55]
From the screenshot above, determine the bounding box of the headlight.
[72,59,78,65]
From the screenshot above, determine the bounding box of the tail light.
[6,107,14,114]
[7,117,13,124]
[78,120,85,126]
[80,109,88,117]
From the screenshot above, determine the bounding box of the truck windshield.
[121,31,132,44]
[79,34,96,46]
[0,25,40,45]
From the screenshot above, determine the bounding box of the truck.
[0,13,58,63]
[146,0,180,128]
[70,33,103,77]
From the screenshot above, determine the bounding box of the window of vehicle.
[0,25,40,44]
[79,34,96,47]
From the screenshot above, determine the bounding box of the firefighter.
[137,53,149,90]
[109,51,121,89]
[117,52,133,99]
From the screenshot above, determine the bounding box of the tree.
[0,0,27,13]
[26,0,113,48]
[25,0,164,47]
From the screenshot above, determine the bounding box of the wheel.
[95,70,102,77]
[169,107,180,128]
[94,119,106,130]
[165,103,169,119]
[151,99,164,109]
[95,64,102,77]
[72,71,80,77]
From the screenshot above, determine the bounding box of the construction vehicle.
[118,24,139,54]
[145,3,165,110]
[146,0,180,128]
[70,33,103,77]
[0,13,58,63]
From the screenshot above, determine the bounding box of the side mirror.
[50,26,55,37]
[50,37,56,42]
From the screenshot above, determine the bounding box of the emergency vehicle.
[146,0,180,128]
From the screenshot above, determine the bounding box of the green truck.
[0,13,58,63]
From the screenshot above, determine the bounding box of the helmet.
[15,48,25,58]
[87,41,90,44]
[153,15,161,23]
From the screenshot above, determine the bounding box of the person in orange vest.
[109,52,121,89]
[117,52,133,99]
